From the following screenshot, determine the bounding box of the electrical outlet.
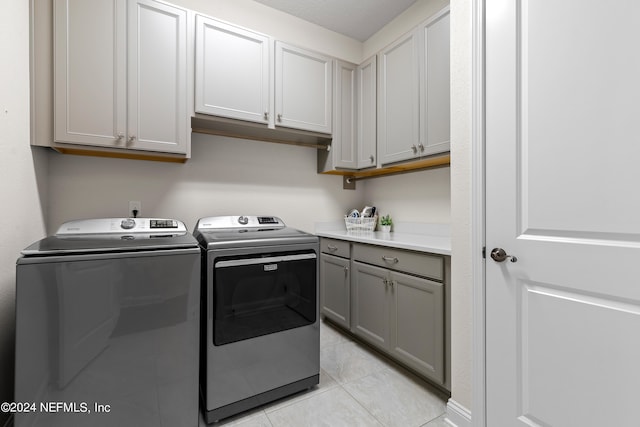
[128,201,141,218]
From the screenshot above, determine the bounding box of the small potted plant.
[379,214,392,233]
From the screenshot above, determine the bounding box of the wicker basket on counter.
[344,215,378,232]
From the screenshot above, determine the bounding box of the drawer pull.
[381,256,399,264]
[327,245,338,252]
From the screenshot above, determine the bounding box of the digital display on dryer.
[258,217,278,224]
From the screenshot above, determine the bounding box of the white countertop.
[314,222,451,256]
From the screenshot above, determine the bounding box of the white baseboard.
[445,399,472,427]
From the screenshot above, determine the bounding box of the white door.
[486,1,640,426]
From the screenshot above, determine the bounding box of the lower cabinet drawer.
[320,237,351,258]
[352,243,444,281]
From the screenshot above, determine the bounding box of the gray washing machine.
[15,218,200,427]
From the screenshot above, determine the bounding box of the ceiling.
[252,0,419,42]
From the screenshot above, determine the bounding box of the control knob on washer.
[238,216,249,225]
[121,218,136,229]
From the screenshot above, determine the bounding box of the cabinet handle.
[381,256,399,264]
[264,111,269,121]
[418,143,425,152]
[383,278,389,286]
[116,133,125,142]
[411,144,418,154]
[389,280,395,288]
[277,114,282,122]
[327,245,338,252]
[128,135,136,144]
[344,266,349,274]
[369,155,375,163]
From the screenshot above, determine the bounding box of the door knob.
[490,248,517,263]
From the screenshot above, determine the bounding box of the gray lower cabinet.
[320,236,449,389]
[320,253,351,329]
[388,269,444,384]
[351,262,390,348]
[351,260,444,385]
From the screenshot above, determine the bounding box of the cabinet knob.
[116,133,125,142]
[411,144,418,154]
[418,143,425,152]
[277,114,282,122]
[369,155,375,163]
[128,135,136,144]
[264,111,269,121]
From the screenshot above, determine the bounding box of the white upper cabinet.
[195,15,271,125]
[378,30,421,165]
[419,9,450,157]
[128,0,188,153]
[332,60,357,169]
[54,0,189,155]
[54,0,126,148]
[378,6,450,165]
[357,56,377,169]
[275,41,333,134]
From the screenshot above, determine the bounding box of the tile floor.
[200,319,450,427]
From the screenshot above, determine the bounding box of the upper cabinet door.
[127,0,188,154]
[195,15,271,125]
[332,60,357,169]
[54,0,127,148]
[275,41,333,134]
[378,31,420,165]
[357,56,377,169]
[419,8,450,157]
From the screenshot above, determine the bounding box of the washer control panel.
[56,218,186,235]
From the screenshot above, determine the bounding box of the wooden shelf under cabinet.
[320,153,450,179]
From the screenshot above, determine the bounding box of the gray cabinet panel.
[320,253,350,329]
[390,270,444,384]
[351,261,390,347]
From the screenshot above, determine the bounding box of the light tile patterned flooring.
[200,319,450,427]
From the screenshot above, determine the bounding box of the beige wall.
[450,0,474,411]
[0,0,48,422]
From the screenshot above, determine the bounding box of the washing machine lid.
[193,216,318,249]
[21,218,198,256]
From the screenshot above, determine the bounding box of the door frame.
[471,0,486,426]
